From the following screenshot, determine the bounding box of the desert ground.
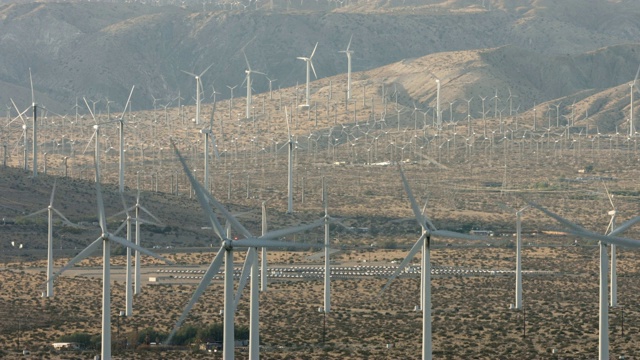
[2,7,640,356]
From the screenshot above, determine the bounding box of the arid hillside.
[1,0,640,114]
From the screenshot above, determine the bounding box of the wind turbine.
[29,69,38,178]
[378,167,481,360]
[529,201,640,360]
[500,203,528,310]
[110,191,164,316]
[285,107,294,213]
[116,86,135,193]
[201,102,220,192]
[45,159,171,360]
[181,63,214,126]
[435,79,441,129]
[629,64,640,137]
[339,35,353,101]
[297,42,318,109]
[25,180,80,298]
[165,140,322,360]
[243,51,265,119]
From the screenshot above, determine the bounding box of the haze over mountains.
[1,0,640,131]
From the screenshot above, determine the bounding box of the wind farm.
[3,1,640,359]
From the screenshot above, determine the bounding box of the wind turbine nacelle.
[608,210,616,216]
[298,104,310,110]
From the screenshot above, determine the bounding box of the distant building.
[470,230,494,237]
[52,342,80,350]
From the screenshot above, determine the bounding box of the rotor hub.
[223,239,233,251]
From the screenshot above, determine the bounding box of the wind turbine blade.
[605,216,614,235]
[120,85,135,120]
[133,218,160,227]
[634,63,640,85]
[49,180,57,207]
[432,229,485,241]
[200,62,215,78]
[243,50,251,71]
[346,34,352,52]
[567,228,640,248]
[109,206,135,220]
[25,208,47,218]
[310,60,318,79]
[48,237,102,286]
[603,182,615,210]
[233,238,317,249]
[234,248,255,311]
[113,221,127,236]
[119,192,131,219]
[109,234,173,264]
[166,247,225,344]
[259,218,325,240]
[205,192,253,239]
[138,205,163,226]
[171,140,225,240]
[52,208,81,228]
[180,69,198,78]
[378,232,426,299]
[399,167,433,230]
[83,97,96,121]
[82,130,97,155]
[609,216,640,237]
[310,42,318,59]
[94,158,107,234]
[10,98,27,124]
[527,200,588,234]
[29,68,35,105]
[285,107,291,136]
[328,216,355,233]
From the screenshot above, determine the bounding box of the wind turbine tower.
[323,177,331,313]
[181,64,214,126]
[29,69,38,177]
[339,36,353,101]
[286,108,294,213]
[243,51,265,119]
[118,86,135,193]
[297,42,318,109]
[436,79,441,128]
[629,64,640,137]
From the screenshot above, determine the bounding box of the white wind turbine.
[435,78,441,128]
[378,167,481,360]
[237,176,341,311]
[116,86,135,193]
[500,203,529,310]
[165,140,323,360]
[600,183,640,308]
[129,190,164,295]
[29,69,38,178]
[339,35,353,101]
[8,99,29,171]
[25,180,80,298]
[530,201,640,360]
[181,63,214,126]
[260,201,268,291]
[46,159,171,360]
[285,107,294,213]
[628,64,640,137]
[231,203,330,359]
[297,42,318,109]
[243,51,265,119]
[201,101,221,192]
[110,190,164,316]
